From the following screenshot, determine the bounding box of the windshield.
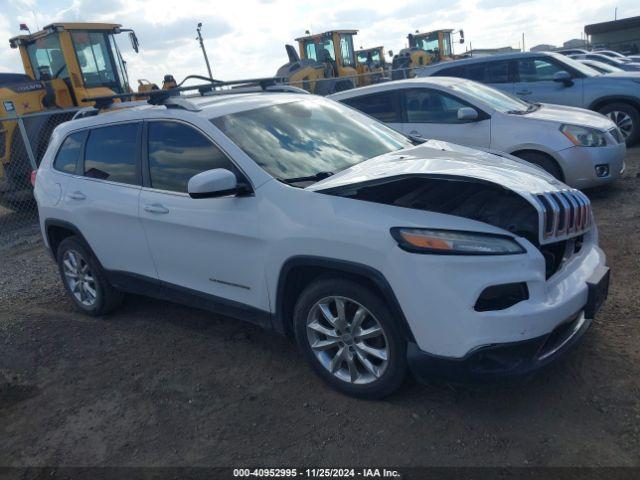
[71,31,124,93]
[211,98,412,182]
[588,61,623,73]
[549,53,600,77]
[449,80,532,113]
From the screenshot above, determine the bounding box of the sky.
[1,0,639,86]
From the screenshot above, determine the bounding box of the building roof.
[585,16,640,35]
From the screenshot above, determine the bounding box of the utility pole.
[614,7,618,20]
[522,33,526,52]
[196,22,213,80]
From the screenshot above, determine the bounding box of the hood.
[307,140,565,195]
[521,103,616,131]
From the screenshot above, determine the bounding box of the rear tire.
[56,236,123,316]
[597,102,640,146]
[293,277,408,399]
[514,150,564,181]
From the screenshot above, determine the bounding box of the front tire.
[597,102,640,146]
[293,278,408,399]
[56,236,123,316]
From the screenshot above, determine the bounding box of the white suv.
[34,89,610,398]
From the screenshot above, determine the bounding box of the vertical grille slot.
[535,189,591,243]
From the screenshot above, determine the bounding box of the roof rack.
[81,76,292,111]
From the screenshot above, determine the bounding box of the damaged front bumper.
[406,265,609,381]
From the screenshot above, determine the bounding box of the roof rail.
[81,76,288,111]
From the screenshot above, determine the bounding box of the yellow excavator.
[277,30,364,95]
[391,29,464,79]
[0,22,148,210]
[355,46,388,85]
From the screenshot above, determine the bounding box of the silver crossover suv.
[417,51,640,145]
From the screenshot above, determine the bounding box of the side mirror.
[553,70,573,86]
[388,50,394,58]
[129,31,140,53]
[457,107,479,122]
[187,168,250,199]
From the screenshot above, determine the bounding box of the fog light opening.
[595,164,609,178]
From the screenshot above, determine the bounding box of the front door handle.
[516,90,532,95]
[67,191,86,201]
[144,203,169,214]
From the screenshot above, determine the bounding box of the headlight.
[390,228,525,255]
[560,124,607,147]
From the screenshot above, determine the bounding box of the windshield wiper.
[282,171,335,185]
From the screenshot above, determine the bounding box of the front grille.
[533,190,591,244]
[609,127,624,144]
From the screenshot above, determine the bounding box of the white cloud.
[0,0,639,87]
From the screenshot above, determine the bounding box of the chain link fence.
[0,110,79,256]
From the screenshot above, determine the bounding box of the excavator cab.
[276,30,359,95]
[1,23,139,210]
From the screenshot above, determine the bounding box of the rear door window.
[342,91,401,123]
[83,123,140,185]
[53,132,85,174]
[402,88,470,123]
[516,58,564,81]
[147,121,240,193]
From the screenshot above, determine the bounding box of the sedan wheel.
[307,296,390,385]
[606,110,633,139]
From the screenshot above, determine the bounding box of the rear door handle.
[516,90,532,95]
[144,203,169,214]
[67,191,86,200]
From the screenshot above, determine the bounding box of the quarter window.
[84,123,139,185]
[403,89,469,123]
[342,92,401,123]
[147,122,239,193]
[53,132,85,174]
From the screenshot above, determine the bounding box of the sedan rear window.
[211,98,411,181]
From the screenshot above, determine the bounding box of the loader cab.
[10,23,138,104]
[409,29,455,60]
[356,47,385,67]
[297,30,358,80]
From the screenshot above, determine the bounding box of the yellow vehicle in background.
[391,29,464,79]
[355,46,388,85]
[276,30,362,95]
[0,22,140,210]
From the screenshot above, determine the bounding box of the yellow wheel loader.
[391,29,464,80]
[276,30,361,95]
[355,46,388,86]
[0,22,140,211]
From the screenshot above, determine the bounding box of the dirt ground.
[0,149,639,468]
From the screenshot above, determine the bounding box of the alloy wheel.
[62,249,97,307]
[606,111,634,139]
[306,296,389,384]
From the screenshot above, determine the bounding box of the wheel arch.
[44,219,96,260]
[509,147,566,182]
[588,95,640,112]
[273,256,415,342]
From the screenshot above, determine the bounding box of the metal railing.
[0,109,81,251]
